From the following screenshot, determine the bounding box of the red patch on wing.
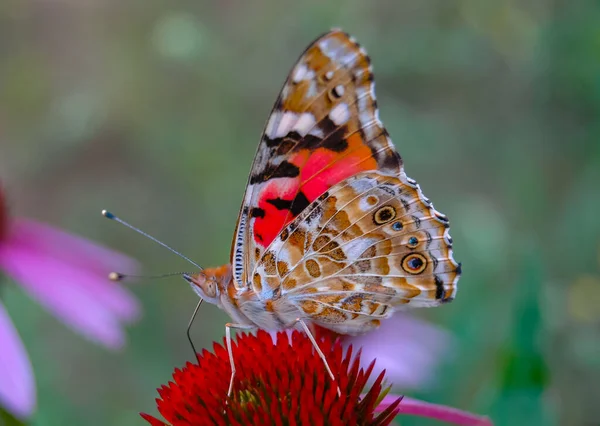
[253,179,299,247]
[253,133,378,248]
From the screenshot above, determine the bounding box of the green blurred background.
[1,1,599,425]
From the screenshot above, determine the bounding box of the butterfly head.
[183,271,220,304]
[182,264,232,306]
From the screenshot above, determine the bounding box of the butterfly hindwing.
[231,30,402,288]
[252,172,460,334]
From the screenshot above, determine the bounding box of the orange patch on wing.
[262,252,277,275]
[306,46,333,71]
[265,276,280,290]
[253,273,262,292]
[282,277,298,291]
[300,300,319,315]
[341,295,363,312]
[314,306,346,323]
[280,46,334,112]
[277,261,289,276]
[388,278,422,299]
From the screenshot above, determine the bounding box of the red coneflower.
[141,330,401,426]
[141,330,493,426]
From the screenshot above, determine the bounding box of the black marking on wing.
[266,198,291,210]
[381,150,402,171]
[250,161,300,184]
[424,230,433,249]
[290,191,311,216]
[305,205,323,225]
[250,208,266,218]
[400,198,410,212]
[429,251,439,271]
[380,183,396,197]
[434,275,445,300]
[411,215,421,229]
[265,132,320,150]
[264,122,349,154]
[320,131,348,152]
[266,191,311,217]
[312,118,349,152]
[317,191,330,201]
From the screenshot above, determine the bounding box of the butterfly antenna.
[102,210,203,270]
[108,271,191,282]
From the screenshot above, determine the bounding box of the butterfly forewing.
[231,30,402,289]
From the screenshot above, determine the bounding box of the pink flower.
[344,312,454,389]
[0,187,140,419]
[313,312,454,392]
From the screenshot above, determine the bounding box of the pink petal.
[344,313,454,389]
[10,219,138,278]
[0,221,142,349]
[376,395,493,426]
[0,302,36,418]
[6,219,140,323]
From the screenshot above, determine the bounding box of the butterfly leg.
[186,299,203,362]
[225,322,256,398]
[295,318,341,397]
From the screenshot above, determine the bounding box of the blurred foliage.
[1,0,599,425]
[0,407,27,426]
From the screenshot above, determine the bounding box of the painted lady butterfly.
[180,29,461,394]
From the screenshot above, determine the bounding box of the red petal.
[140,412,169,426]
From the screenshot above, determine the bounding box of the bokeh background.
[1,1,599,425]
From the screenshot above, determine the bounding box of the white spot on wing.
[319,38,344,58]
[265,111,279,138]
[266,112,299,139]
[308,126,324,138]
[345,238,377,260]
[276,112,298,138]
[305,80,318,98]
[293,64,308,82]
[339,51,358,67]
[329,103,350,125]
[293,113,316,136]
[292,64,315,83]
[349,176,377,193]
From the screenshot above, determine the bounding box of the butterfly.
[181,29,459,395]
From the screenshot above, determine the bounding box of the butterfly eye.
[204,278,218,298]
[402,253,427,275]
[407,236,419,248]
[373,205,396,225]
